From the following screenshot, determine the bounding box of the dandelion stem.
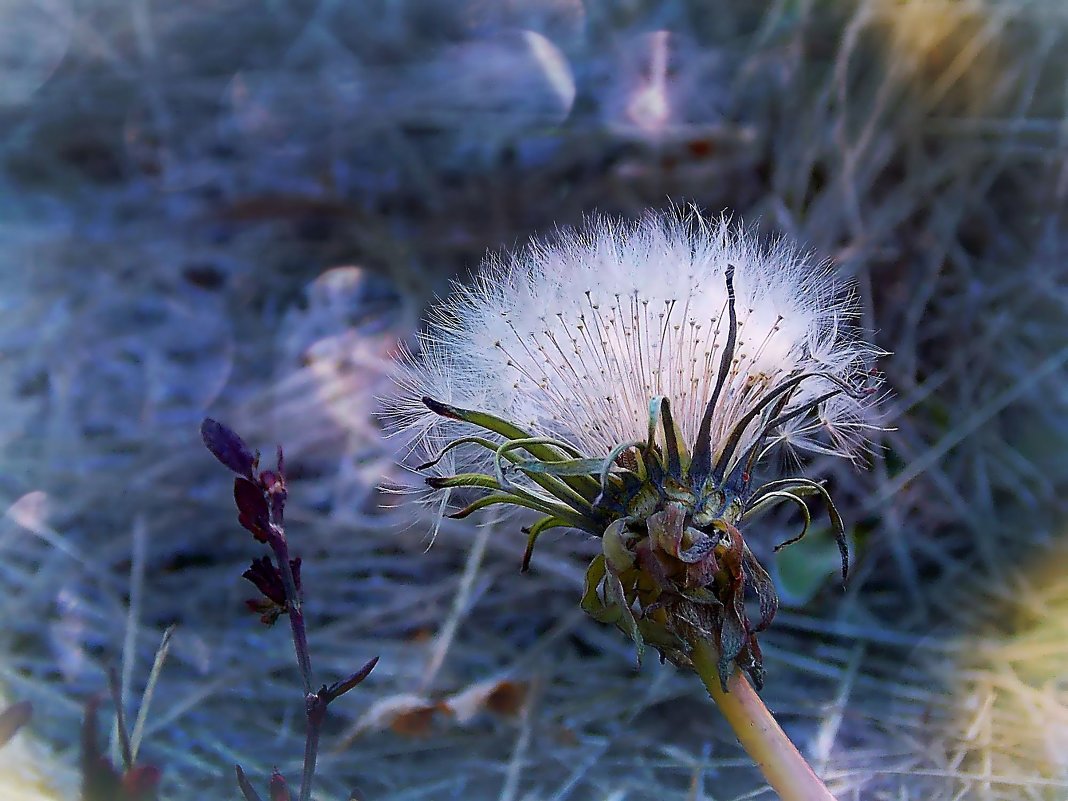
[691,639,837,801]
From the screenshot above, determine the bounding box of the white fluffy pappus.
[389,211,882,481]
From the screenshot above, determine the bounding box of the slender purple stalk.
[202,418,378,801]
[267,527,313,696]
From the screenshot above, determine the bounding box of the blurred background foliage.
[0,0,1066,798]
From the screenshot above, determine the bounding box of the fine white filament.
[392,211,880,478]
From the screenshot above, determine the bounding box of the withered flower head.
[244,555,303,625]
[389,212,882,690]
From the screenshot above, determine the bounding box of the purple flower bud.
[269,771,291,801]
[201,418,257,478]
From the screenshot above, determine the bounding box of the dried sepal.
[742,544,778,632]
[243,555,301,624]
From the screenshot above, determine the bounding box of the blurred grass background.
[1,0,1066,798]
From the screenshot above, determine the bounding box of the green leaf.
[597,440,642,497]
[772,526,844,607]
[749,477,848,583]
[712,370,858,480]
[746,478,825,505]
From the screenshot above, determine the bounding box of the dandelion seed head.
[387,210,886,687]
[390,211,880,477]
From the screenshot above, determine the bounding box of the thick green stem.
[691,639,836,801]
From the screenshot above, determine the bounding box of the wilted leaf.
[82,697,123,801]
[80,696,161,801]
[341,694,440,743]
[717,612,747,693]
[442,679,528,724]
[242,556,286,605]
[742,545,778,632]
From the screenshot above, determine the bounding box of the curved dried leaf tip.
[388,210,885,689]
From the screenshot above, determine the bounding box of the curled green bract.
[419,386,851,693]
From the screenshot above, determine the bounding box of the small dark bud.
[121,765,161,800]
[324,655,379,702]
[201,418,257,478]
[269,770,291,801]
